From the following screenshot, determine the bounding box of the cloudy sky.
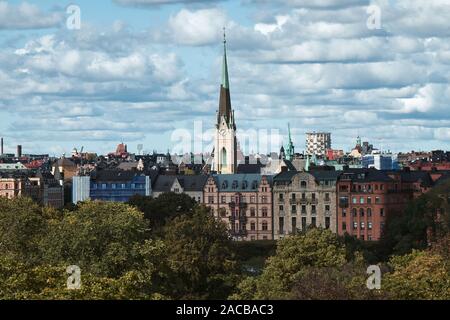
[0,0,450,156]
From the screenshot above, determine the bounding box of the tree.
[39,201,162,278]
[127,193,197,236]
[382,249,450,300]
[0,197,47,265]
[232,228,348,299]
[162,206,240,299]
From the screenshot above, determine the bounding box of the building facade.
[203,174,273,241]
[72,169,151,203]
[152,175,209,203]
[272,170,339,239]
[306,132,331,157]
[336,169,432,241]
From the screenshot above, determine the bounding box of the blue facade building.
[72,170,152,204]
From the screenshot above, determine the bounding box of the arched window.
[221,147,227,166]
[300,181,307,188]
[360,208,365,217]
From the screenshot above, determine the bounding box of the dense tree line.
[0,181,449,300]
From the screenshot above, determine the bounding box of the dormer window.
[222,180,228,189]
[242,180,248,190]
[232,180,238,189]
[252,180,258,189]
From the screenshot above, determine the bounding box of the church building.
[212,31,237,174]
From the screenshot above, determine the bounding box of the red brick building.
[336,169,434,241]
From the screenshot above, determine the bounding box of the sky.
[0,0,450,156]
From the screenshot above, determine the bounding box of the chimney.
[17,145,22,158]
[0,137,3,155]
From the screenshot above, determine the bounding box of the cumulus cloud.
[0,1,62,30]
[114,0,224,7]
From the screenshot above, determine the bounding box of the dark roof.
[339,168,394,182]
[273,170,299,182]
[283,160,297,171]
[212,174,272,191]
[310,170,341,181]
[153,175,209,193]
[396,171,433,187]
[434,171,450,186]
[237,163,263,174]
[91,169,145,182]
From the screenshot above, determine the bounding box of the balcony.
[228,201,247,209]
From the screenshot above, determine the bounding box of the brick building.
[203,174,273,241]
[336,169,434,241]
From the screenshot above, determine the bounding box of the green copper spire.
[286,123,295,161]
[221,28,229,89]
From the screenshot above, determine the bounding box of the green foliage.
[127,193,197,235]
[382,249,450,300]
[162,206,240,299]
[233,228,348,299]
[0,197,47,265]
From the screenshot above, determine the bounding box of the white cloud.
[0,1,62,30]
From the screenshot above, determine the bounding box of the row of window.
[212,207,270,217]
[92,183,145,190]
[342,221,385,232]
[279,204,331,215]
[233,221,269,231]
[341,208,385,217]
[278,216,331,234]
[278,192,331,202]
[207,195,269,204]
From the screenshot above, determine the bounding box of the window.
[360,197,364,204]
[375,197,380,204]
[360,235,365,241]
[352,197,357,204]
[292,217,297,234]
[279,217,284,234]
[279,193,284,201]
[312,193,316,200]
[262,207,268,217]
[325,205,330,214]
[250,207,256,217]
[325,217,330,229]
[301,205,307,215]
[221,196,226,204]
[367,208,372,217]
[353,222,358,230]
[311,217,316,227]
[251,236,256,241]
[279,205,284,212]
[367,197,372,204]
[251,222,256,231]
[311,205,317,215]
[291,193,296,200]
[291,205,297,214]
[380,184,384,191]
[250,196,255,203]
[232,180,238,189]
[261,196,268,204]
[368,222,373,230]
[262,221,268,231]
[380,208,385,217]
[301,181,307,188]
[325,193,330,201]
[360,208,365,217]
[342,222,347,231]
[242,181,248,190]
[342,209,347,217]
[352,208,357,217]
[301,217,307,230]
[208,196,214,204]
[361,222,365,229]
[302,193,306,200]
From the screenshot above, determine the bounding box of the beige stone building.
[203,174,273,241]
[272,170,339,239]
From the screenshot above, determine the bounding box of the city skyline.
[1,0,450,156]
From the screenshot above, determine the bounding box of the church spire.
[222,28,229,90]
[218,27,233,128]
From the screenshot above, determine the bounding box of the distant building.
[72,169,152,204]
[306,132,331,157]
[336,169,434,241]
[272,170,339,239]
[152,175,209,203]
[203,174,273,241]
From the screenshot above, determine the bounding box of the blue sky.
[1,0,450,156]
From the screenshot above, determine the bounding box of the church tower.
[213,30,237,174]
